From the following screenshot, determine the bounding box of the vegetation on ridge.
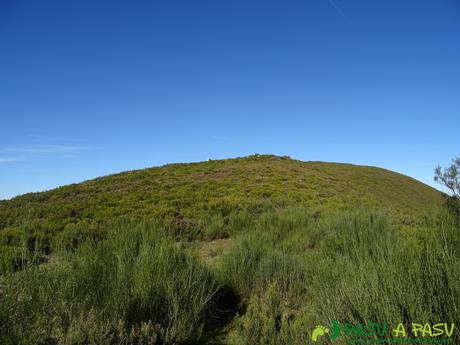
[0,155,443,259]
[0,155,456,345]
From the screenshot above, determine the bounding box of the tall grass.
[0,221,221,344]
[308,211,460,340]
[219,209,460,345]
[1,208,459,345]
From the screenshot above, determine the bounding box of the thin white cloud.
[0,157,21,163]
[0,143,89,163]
[0,144,88,154]
[27,134,82,142]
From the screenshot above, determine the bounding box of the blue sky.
[1,0,459,199]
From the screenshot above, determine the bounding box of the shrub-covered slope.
[0,154,442,236]
[0,155,456,345]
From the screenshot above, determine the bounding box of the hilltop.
[0,154,442,238]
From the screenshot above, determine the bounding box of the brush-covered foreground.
[1,207,459,345]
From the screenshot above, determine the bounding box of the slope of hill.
[1,155,458,345]
[0,154,442,237]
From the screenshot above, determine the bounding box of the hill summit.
[0,154,442,237]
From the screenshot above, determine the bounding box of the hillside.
[0,155,442,228]
[0,155,442,236]
[1,155,458,345]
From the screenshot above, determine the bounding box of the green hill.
[1,155,458,345]
[0,154,442,237]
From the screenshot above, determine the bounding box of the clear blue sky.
[1,0,459,199]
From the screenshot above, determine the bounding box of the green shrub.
[230,282,311,345]
[307,212,460,344]
[0,221,222,345]
[52,222,103,252]
[0,244,23,274]
[219,209,310,299]
[201,214,227,240]
[0,227,22,246]
[227,209,254,236]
